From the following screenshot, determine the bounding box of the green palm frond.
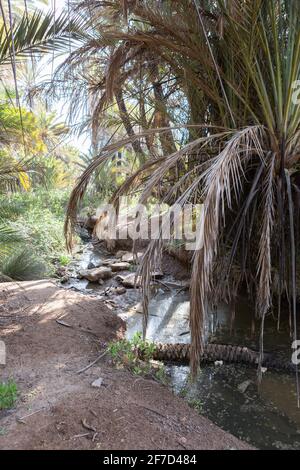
[62,1,300,387]
[0,218,23,263]
[0,247,46,281]
[0,222,22,245]
[0,9,86,66]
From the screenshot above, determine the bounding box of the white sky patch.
[33,0,91,152]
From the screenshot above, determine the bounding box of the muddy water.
[127,294,300,449]
[125,291,300,449]
[64,243,300,449]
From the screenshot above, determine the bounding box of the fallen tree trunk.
[149,342,294,372]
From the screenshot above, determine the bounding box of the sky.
[37,0,91,153]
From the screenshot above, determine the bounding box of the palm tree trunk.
[115,89,146,164]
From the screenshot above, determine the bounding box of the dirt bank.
[0,281,251,450]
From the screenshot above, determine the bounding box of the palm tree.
[62,1,300,383]
[0,3,84,180]
[0,2,85,280]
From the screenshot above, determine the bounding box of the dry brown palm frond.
[103,126,233,211]
[135,127,256,342]
[256,153,276,378]
[60,2,300,404]
[189,126,265,375]
[138,130,234,205]
[256,154,276,317]
[64,123,217,249]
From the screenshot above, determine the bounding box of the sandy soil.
[0,280,252,450]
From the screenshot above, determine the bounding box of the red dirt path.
[0,280,252,450]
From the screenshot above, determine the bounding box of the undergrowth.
[187,398,203,413]
[108,332,168,384]
[0,380,18,410]
[0,189,79,279]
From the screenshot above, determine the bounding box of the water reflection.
[139,292,300,450]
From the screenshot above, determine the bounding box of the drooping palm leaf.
[0,9,85,66]
[62,2,300,402]
[0,247,46,281]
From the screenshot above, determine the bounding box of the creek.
[61,241,300,450]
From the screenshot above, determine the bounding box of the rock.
[102,258,117,266]
[116,286,126,295]
[91,377,103,388]
[178,436,187,446]
[76,226,91,242]
[237,379,252,393]
[121,251,143,263]
[79,266,112,282]
[105,303,114,310]
[159,280,190,290]
[116,250,127,259]
[118,273,142,288]
[103,286,126,295]
[110,262,131,272]
[55,266,67,277]
[151,270,164,279]
[98,279,104,285]
[133,302,143,313]
[214,360,223,366]
[87,262,96,270]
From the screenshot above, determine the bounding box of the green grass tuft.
[187,398,203,413]
[108,332,167,383]
[0,380,18,410]
[1,248,46,281]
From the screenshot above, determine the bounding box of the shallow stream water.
[63,242,300,449]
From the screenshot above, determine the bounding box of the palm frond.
[0,247,46,281]
[0,9,86,66]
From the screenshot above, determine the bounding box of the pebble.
[91,378,103,388]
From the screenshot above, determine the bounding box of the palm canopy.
[0,8,84,66]
[58,0,300,375]
[0,3,85,188]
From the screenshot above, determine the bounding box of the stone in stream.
[102,258,117,266]
[101,286,126,295]
[214,360,223,366]
[133,302,143,313]
[109,262,131,272]
[115,270,163,287]
[87,260,102,269]
[117,273,142,288]
[121,252,143,263]
[237,380,252,393]
[116,286,126,295]
[79,266,112,282]
[150,270,164,279]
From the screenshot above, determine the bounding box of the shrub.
[0,380,18,410]
[108,332,167,383]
